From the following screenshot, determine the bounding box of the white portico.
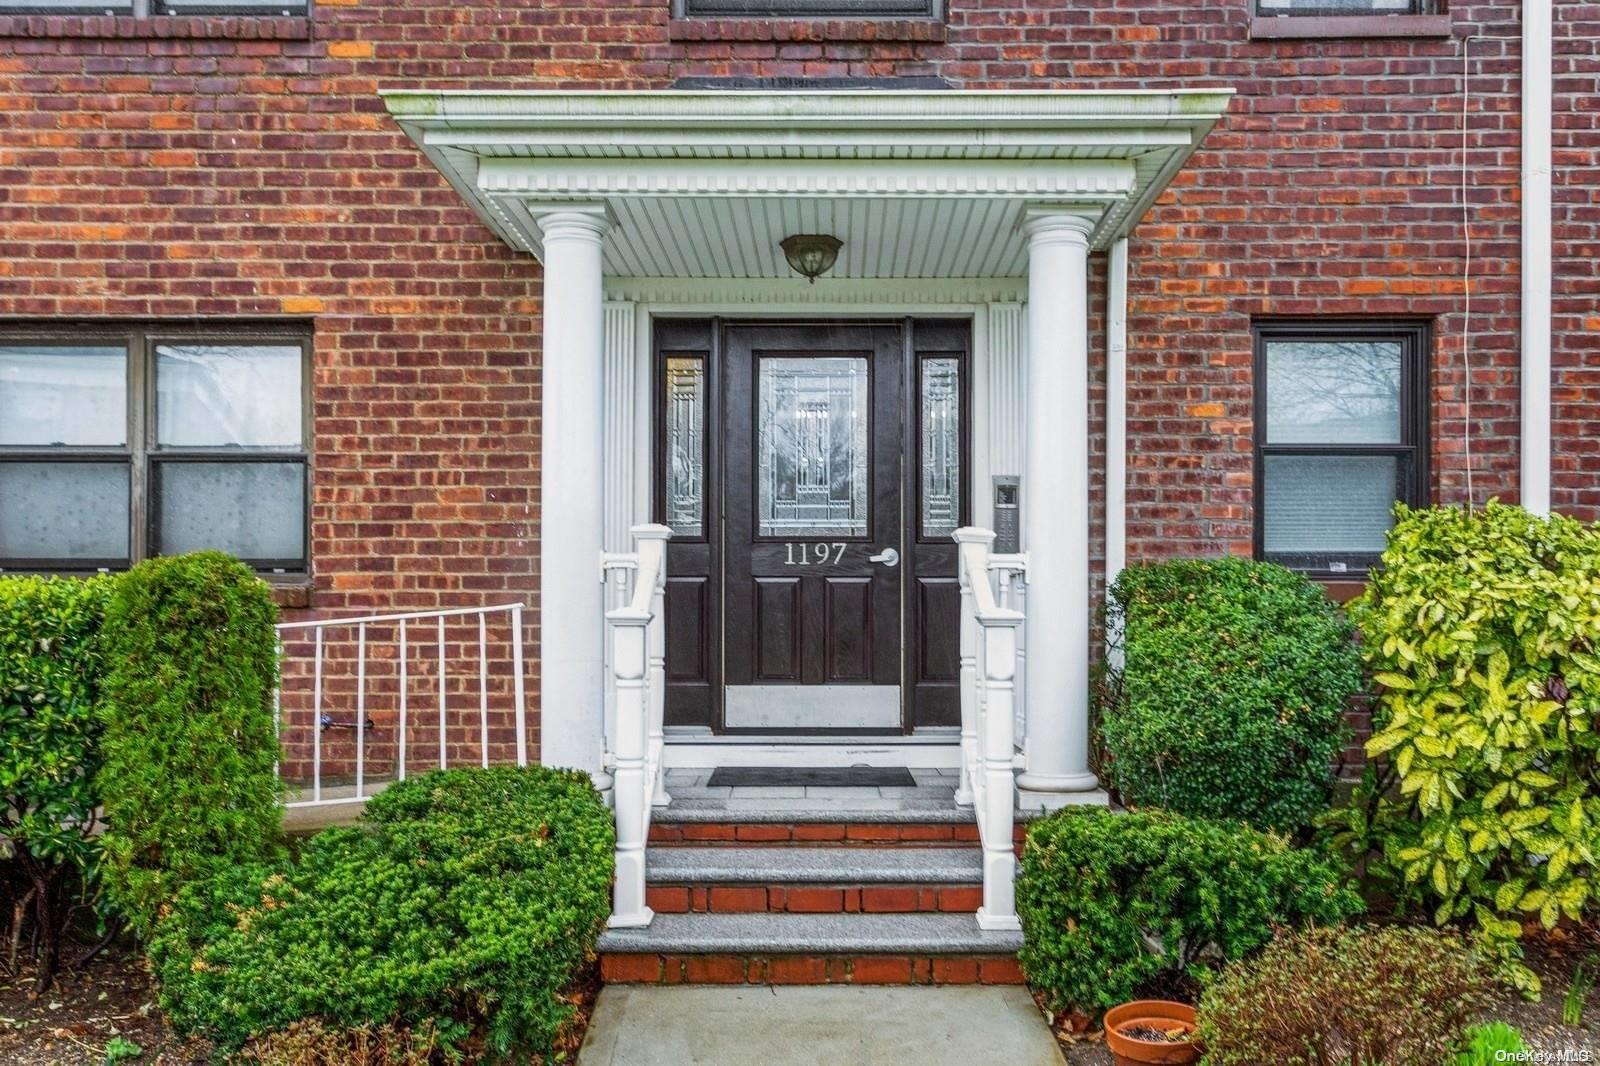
[384,90,1230,812]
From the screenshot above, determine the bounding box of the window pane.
[664,357,705,539]
[156,462,305,564]
[0,462,129,563]
[1263,454,1399,563]
[1265,339,1402,445]
[920,358,960,539]
[757,356,869,538]
[0,345,127,446]
[156,344,303,448]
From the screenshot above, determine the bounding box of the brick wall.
[0,0,1587,768]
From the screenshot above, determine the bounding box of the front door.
[655,318,968,735]
[722,323,904,730]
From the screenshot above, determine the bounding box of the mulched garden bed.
[0,952,210,1065]
[1045,926,1600,1066]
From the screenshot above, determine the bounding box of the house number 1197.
[785,542,846,566]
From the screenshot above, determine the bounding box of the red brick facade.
[0,1,1590,767]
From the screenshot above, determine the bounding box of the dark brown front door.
[722,322,904,731]
[655,318,968,735]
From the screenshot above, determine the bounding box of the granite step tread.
[646,846,983,885]
[655,800,976,825]
[597,912,1023,956]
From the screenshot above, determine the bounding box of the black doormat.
[707,766,917,789]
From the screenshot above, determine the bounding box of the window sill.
[1249,13,1453,40]
[0,13,311,40]
[267,580,313,609]
[668,18,945,43]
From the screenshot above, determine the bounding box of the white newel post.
[977,613,1023,930]
[1016,209,1101,800]
[533,205,611,779]
[608,603,652,927]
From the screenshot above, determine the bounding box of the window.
[0,326,310,574]
[1253,321,1428,577]
[673,0,939,18]
[1256,0,1429,13]
[0,1,306,15]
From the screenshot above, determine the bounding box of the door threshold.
[661,737,960,770]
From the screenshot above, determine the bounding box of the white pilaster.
[1016,208,1102,801]
[534,204,611,775]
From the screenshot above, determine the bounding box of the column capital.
[528,202,612,244]
[1020,207,1097,248]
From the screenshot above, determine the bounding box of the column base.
[1015,771,1108,813]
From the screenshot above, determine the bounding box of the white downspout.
[1105,237,1129,587]
[1521,0,1553,516]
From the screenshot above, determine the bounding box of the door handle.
[867,547,900,568]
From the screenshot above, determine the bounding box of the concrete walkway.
[578,985,1065,1066]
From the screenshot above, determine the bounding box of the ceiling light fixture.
[780,234,843,284]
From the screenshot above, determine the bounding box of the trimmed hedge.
[1328,502,1600,994]
[1097,557,1362,833]
[150,766,614,1061]
[1017,808,1361,1016]
[0,574,112,988]
[97,552,283,937]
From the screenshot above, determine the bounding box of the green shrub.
[149,766,614,1061]
[1327,503,1600,993]
[241,1019,441,1066]
[1016,808,1361,1016]
[1097,557,1361,833]
[0,574,111,989]
[1455,1022,1527,1065]
[97,552,283,937]
[1196,924,1491,1066]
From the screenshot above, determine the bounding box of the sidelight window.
[0,326,310,574]
[1253,321,1428,577]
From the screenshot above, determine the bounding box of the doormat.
[707,766,917,788]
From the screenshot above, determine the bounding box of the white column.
[534,205,611,776]
[1016,209,1101,800]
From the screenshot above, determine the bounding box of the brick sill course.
[668,17,945,43]
[268,581,313,609]
[1249,13,1453,39]
[0,13,310,39]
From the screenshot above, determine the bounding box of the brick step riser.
[601,953,1023,986]
[646,883,984,915]
[649,823,1026,847]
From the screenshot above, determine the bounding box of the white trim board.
[662,741,961,770]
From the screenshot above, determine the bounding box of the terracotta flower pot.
[1102,1000,1199,1066]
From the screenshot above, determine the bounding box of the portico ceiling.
[382,90,1232,279]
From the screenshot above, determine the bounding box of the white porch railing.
[273,602,527,808]
[953,527,1024,932]
[604,523,673,928]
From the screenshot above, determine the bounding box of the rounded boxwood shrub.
[0,574,111,989]
[149,766,614,1061]
[1097,557,1361,833]
[1196,924,1491,1066]
[1017,807,1361,1016]
[97,551,283,937]
[1328,502,1600,993]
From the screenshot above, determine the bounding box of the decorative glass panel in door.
[664,356,705,538]
[920,357,960,538]
[756,356,869,538]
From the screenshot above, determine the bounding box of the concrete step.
[649,814,1024,848]
[645,846,984,914]
[599,912,1024,986]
